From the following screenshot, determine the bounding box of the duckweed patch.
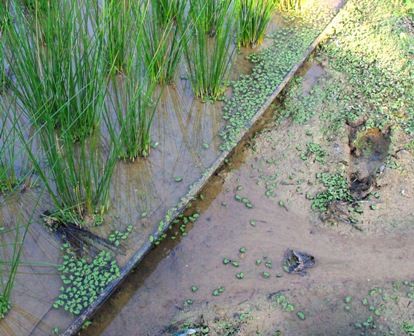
[319,0,414,136]
[311,173,353,212]
[54,244,120,315]
[271,292,295,312]
[108,225,133,247]
[220,7,336,151]
[300,142,326,164]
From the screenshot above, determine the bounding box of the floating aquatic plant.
[54,243,120,315]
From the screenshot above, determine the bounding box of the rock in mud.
[282,249,315,275]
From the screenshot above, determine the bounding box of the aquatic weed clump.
[311,172,353,212]
[220,8,334,151]
[54,244,120,315]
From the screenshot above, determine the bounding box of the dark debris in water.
[282,249,315,275]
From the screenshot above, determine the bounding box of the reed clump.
[142,0,188,85]
[6,0,107,141]
[185,0,236,101]
[107,8,160,161]
[237,0,274,48]
[103,0,135,74]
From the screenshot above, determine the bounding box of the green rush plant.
[107,76,158,161]
[0,38,4,90]
[17,112,119,227]
[107,30,159,160]
[0,0,10,89]
[237,0,274,48]
[185,0,236,101]
[153,0,186,26]
[102,0,135,74]
[191,0,229,37]
[142,0,188,85]
[277,0,304,12]
[6,0,107,141]
[20,0,49,13]
[0,1,7,27]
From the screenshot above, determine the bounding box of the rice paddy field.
[0,0,413,335]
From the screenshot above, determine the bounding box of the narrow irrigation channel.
[80,1,414,335]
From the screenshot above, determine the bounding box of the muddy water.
[81,61,414,336]
[82,142,414,335]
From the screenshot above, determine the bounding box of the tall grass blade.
[153,0,186,26]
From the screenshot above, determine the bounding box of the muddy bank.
[81,59,414,335]
[80,2,414,332]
